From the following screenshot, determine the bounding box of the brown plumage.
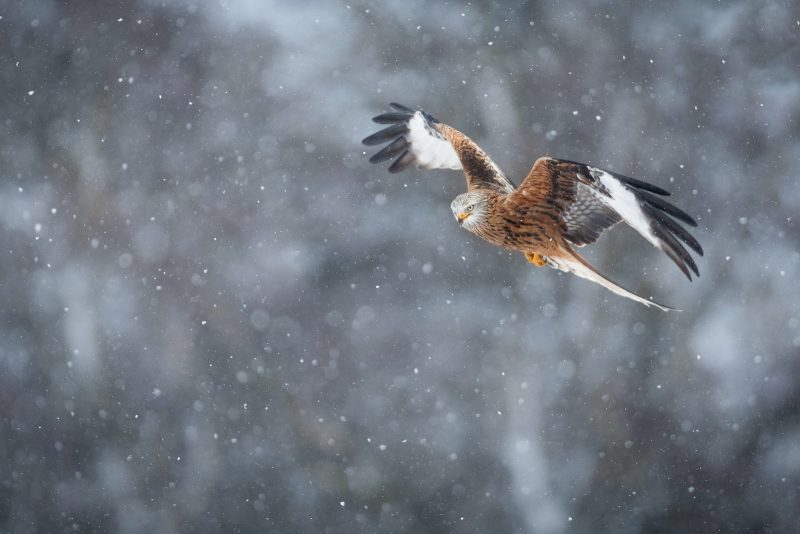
[363,103,703,310]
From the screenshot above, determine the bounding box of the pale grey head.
[450,191,491,232]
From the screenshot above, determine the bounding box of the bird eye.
[466,205,474,212]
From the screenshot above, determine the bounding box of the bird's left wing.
[513,157,703,280]
[362,103,461,173]
[363,103,515,194]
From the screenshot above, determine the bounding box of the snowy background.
[2,1,799,532]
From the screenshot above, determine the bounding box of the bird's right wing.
[514,157,703,280]
[363,103,516,194]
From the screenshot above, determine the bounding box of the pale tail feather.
[555,252,677,312]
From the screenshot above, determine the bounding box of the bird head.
[450,191,489,231]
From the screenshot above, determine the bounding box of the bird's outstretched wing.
[362,103,460,173]
[513,157,703,280]
[363,103,515,194]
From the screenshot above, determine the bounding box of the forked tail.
[554,250,676,311]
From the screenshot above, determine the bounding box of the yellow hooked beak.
[456,212,470,225]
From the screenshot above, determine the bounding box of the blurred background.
[2,0,799,532]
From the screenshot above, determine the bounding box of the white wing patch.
[406,112,462,170]
[590,167,660,250]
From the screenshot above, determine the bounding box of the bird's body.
[451,189,560,258]
[363,103,703,310]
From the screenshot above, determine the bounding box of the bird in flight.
[362,103,702,310]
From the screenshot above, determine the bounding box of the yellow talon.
[525,252,547,267]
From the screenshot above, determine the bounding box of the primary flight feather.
[363,103,703,311]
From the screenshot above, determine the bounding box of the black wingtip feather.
[362,123,409,146]
[389,102,416,113]
[613,174,671,196]
[386,102,440,124]
[372,112,413,124]
[644,205,704,256]
[388,150,415,173]
[637,189,698,227]
[649,220,699,280]
[368,136,408,164]
[656,239,693,280]
[661,244,693,281]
